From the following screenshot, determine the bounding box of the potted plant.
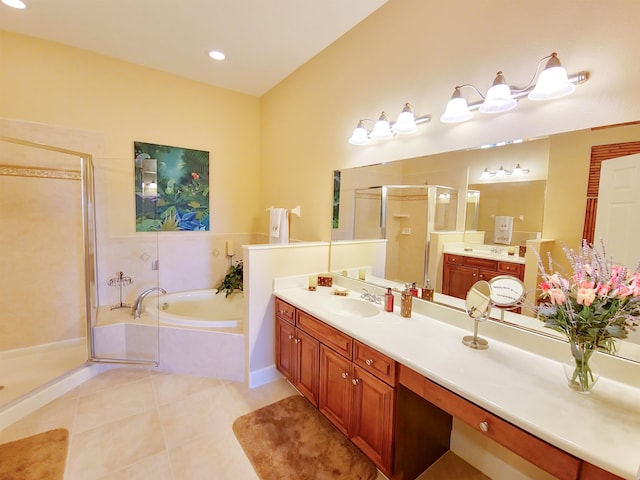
[216,261,243,298]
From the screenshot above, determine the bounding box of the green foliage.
[216,261,243,297]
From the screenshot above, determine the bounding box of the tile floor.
[0,367,391,479]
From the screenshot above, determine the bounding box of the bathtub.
[93,288,245,382]
[151,289,243,328]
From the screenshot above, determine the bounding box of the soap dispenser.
[401,286,412,318]
[421,279,434,302]
[384,287,394,312]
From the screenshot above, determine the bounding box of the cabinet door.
[295,329,320,407]
[444,264,479,299]
[350,365,395,476]
[275,316,296,383]
[319,345,352,435]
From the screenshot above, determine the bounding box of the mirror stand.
[462,317,489,350]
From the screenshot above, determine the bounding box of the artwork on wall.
[333,170,341,229]
[134,141,210,231]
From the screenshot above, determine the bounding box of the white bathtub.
[150,289,243,328]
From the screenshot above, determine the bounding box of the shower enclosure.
[354,185,458,285]
[0,135,160,412]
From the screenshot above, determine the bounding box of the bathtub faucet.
[131,287,167,319]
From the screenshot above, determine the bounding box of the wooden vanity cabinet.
[442,253,524,300]
[275,299,319,406]
[397,364,624,480]
[275,298,396,476]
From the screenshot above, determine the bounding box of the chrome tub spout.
[131,287,167,319]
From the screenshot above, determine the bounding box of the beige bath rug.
[232,395,377,480]
[0,428,69,480]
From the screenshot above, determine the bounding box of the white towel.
[269,208,289,243]
[270,208,282,238]
[494,215,513,245]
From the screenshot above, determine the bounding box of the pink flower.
[548,288,566,305]
[577,287,596,306]
[191,172,199,180]
[596,282,611,296]
[613,284,633,299]
[540,281,550,293]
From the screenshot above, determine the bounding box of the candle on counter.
[507,246,515,256]
[358,268,366,280]
[308,275,318,291]
[226,240,235,256]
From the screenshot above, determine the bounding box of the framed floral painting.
[134,141,209,231]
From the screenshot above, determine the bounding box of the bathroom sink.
[326,296,381,318]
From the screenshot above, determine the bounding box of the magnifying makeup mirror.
[463,280,492,350]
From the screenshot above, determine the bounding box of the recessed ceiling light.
[208,50,225,61]
[2,0,26,8]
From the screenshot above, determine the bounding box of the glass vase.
[563,342,599,393]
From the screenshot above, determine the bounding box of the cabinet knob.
[365,359,374,366]
[288,334,294,340]
[341,372,349,379]
[351,378,359,386]
[473,273,477,277]
[294,338,300,344]
[479,421,489,432]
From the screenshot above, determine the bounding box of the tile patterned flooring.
[0,366,487,479]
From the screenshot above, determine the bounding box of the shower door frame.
[0,135,159,367]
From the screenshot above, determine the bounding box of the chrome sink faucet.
[131,287,167,319]
[361,288,383,304]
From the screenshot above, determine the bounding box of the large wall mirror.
[330,122,640,363]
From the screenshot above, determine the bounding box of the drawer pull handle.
[479,421,489,432]
[365,359,374,366]
[351,378,359,386]
[341,372,349,379]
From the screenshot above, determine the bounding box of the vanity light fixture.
[480,164,529,179]
[440,52,588,123]
[348,103,430,145]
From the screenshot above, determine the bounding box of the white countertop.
[443,245,527,264]
[273,283,640,480]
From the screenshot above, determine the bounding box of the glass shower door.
[89,156,160,365]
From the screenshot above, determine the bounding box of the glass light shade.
[480,168,491,180]
[496,166,507,177]
[528,66,575,101]
[370,113,393,139]
[441,88,472,123]
[480,83,517,113]
[512,164,523,176]
[348,122,369,145]
[393,110,417,134]
[2,0,26,8]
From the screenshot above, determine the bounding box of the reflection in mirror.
[488,275,526,308]
[465,190,480,231]
[466,180,545,245]
[330,122,640,363]
[463,280,492,350]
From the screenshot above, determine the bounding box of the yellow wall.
[1,29,261,235]
[260,0,640,243]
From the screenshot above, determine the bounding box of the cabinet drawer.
[398,365,581,480]
[444,253,463,264]
[353,340,396,386]
[297,310,353,359]
[462,255,498,270]
[275,298,295,324]
[497,261,523,277]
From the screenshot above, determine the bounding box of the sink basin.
[326,296,381,318]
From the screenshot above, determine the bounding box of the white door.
[593,153,640,270]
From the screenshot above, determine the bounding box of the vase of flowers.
[536,241,640,393]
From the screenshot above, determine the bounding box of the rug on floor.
[232,395,378,480]
[0,428,69,480]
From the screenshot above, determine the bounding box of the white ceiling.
[0,0,387,96]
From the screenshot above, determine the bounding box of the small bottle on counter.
[384,287,394,312]
[421,279,434,302]
[401,287,412,318]
[409,282,419,297]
